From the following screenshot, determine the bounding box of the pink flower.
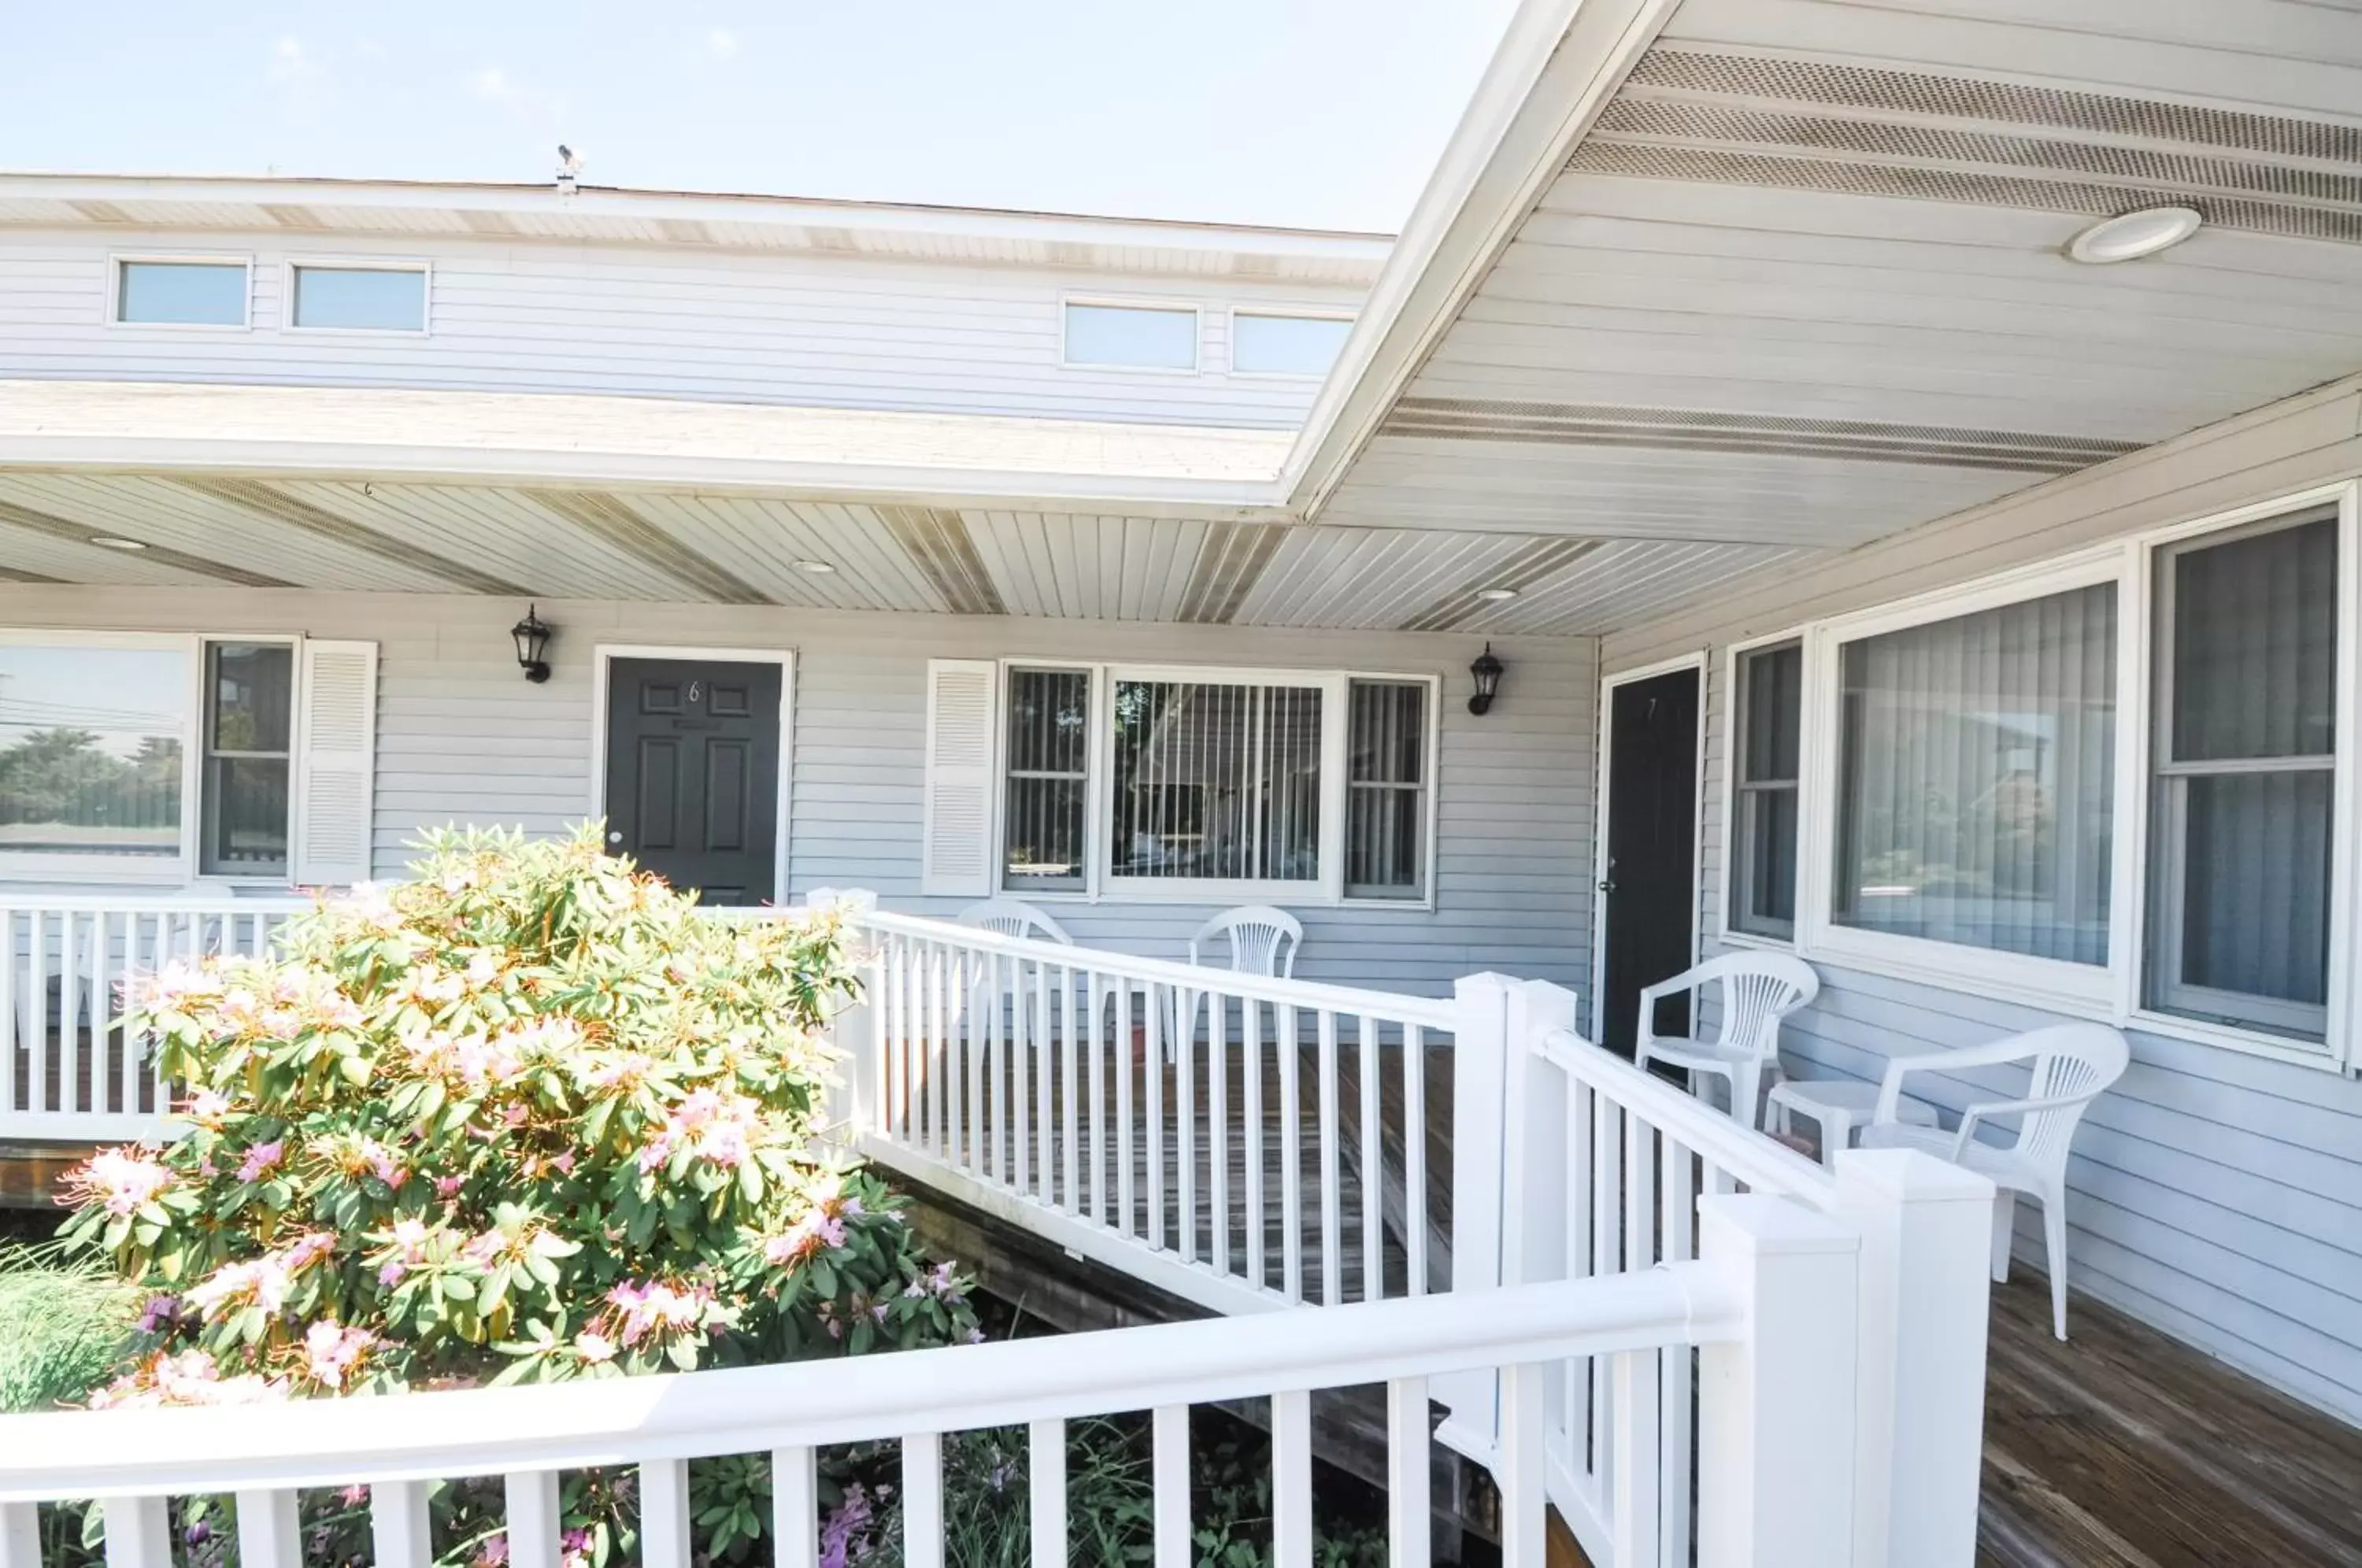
[585,1052,659,1091]
[63,1148,171,1216]
[605,1280,713,1347]
[140,960,224,1009]
[639,1088,762,1173]
[179,1089,234,1129]
[765,1207,847,1267]
[361,1141,409,1190]
[281,1232,338,1272]
[502,1102,529,1128]
[91,1348,291,1409]
[236,1141,285,1183]
[302,1321,376,1389]
[187,1255,292,1318]
[434,1174,465,1199]
[576,1331,616,1364]
[473,1534,509,1568]
[339,1485,371,1508]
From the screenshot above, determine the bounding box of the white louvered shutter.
[920,659,998,897]
[293,639,379,887]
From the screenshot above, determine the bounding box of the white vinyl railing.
[0,1195,1867,1568]
[0,897,307,1141]
[842,906,1456,1316]
[1448,978,1997,1568]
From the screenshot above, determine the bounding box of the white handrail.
[0,1267,1734,1501]
[847,906,1458,1030]
[0,895,316,914]
[1536,1026,1837,1208]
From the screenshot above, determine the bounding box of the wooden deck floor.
[1979,1268,2362,1567]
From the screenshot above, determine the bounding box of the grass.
[0,1239,144,1413]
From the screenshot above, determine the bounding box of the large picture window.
[2145,510,2338,1041]
[0,642,190,864]
[1831,581,2119,967]
[1729,641,1801,939]
[989,664,1434,904]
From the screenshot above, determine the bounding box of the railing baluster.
[101,1496,171,1568]
[1358,1015,1381,1301]
[1279,1002,1302,1303]
[1028,1417,1068,1568]
[1088,970,1106,1223]
[1245,994,1265,1289]
[1177,982,1196,1264]
[1272,1388,1313,1568]
[120,912,143,1116]
[641,1458,694,1568]
[1061,963,1079,1215]
[0,909,16,1123]
[371,1479,434,1568]
[1013,955,1031,1196]
[1035,959,1053,1202]
[1317,1009,1341,1306]
[1116,978,1135,1236]
[773,1445,818,1568]
[0,1500,36,1568]
[904,1430,945,1568]
[234,1487,302,1568]
[1152,1404,1190,1568]
[929,940,948,1157]
[1386,1377,1433,1568]
[1405,1023,1427,1296]
[1209,991,1228,1276]
[1612,1348,1664,1568]
[1146,980,1165,1250]
[1626,1108,1656,1272]
[31,910,52,1115]
[1499,1363,1548,1568]
[505,1470,561,1568]
[1661,1133,1698,1566]
[1591,1088,1617,1495]
[61,909,80,1117]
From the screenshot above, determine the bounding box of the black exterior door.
[1599,668,1701,1056]
[604,658,781,907]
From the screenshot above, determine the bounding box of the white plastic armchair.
[1631,952,1820,1127]
[957,898,1075,945]
[1187,905,1302,978]
[1861,1023,2130,1341]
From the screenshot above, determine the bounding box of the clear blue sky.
[0,2,1521,232]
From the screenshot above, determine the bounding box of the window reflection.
[0,646,190,857]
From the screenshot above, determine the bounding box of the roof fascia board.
[1279,0,1680,513]
[0,175,1393,268]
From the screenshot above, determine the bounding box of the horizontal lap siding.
[0,233,1355,428]
[1604,379,2362,1424]
[0,586,1594,1000]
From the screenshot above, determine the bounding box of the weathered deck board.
[1979,1268,2362,1567]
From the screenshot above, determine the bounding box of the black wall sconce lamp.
[1468,642,1505,716]
[511,605,553,683]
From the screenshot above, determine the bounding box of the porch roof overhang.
[1278,0,2362,624]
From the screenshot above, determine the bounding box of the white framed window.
[1061,301,1200,371]
[1801,554,2127,1011]
[111,255,251,327]
[0,631,376,887]
[287,260,430,333]
[927,660,1437,907]
[1726,638,1801,941]
[199,639,297,878]
[2138,501,2351,1052]
[1230,310,1353,377]
[1741,480,2360,1070]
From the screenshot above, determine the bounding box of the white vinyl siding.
[4,235,1357,429]
[0,584,1594,999]
[1602,379,2362,1429]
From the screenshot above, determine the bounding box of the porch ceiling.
[1313,0,2362,564]
[0,464,1802,636]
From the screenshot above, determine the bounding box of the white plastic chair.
[1860,1023,2130,1341]
[1187,905,1302,978]
[1631,952,1820,1127]
[957,898,1075,945]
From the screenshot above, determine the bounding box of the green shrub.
[0,1244,144,1412]
[61,824,976,1403]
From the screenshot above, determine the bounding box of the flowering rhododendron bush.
[60,824,979,1403]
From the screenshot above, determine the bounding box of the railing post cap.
[1833,1146,1997,1206]
[1698,1193,1860,1257]
[1453,971,1520,999]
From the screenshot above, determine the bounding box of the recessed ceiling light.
[1475,586,1518,601]
[794,560,838,575]
[88,536,149,551]
[2066,205,2201,264]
